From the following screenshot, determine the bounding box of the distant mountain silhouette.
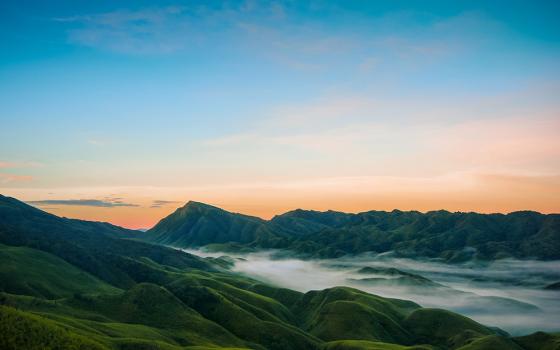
[142,201,560,261]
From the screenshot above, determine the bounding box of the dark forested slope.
[0,194,558,350]
[142,201,560,260]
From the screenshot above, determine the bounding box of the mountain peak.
[182,200,220,210]
[177,201,227,216]
[144,199,268,247]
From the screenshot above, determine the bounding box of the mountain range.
[139,201,560,261]
[1,194,559,350]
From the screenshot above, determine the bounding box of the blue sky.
[1,1,559,227]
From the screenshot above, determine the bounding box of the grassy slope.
[1,195,559,350]
[295,287,419,343]
[513,332,560,350]
[0,244,120,299]
[0,305,107,350]
[323,340,434,350]
[455,335,524,350]
[166,274,320,350]
[1,246,559,350]
[0,195,214,289]
[403,308,494,348]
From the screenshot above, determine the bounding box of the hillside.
[0,195,213,289]
[1,194,558,350]
[144,201,282,247]
[142,201,560,260]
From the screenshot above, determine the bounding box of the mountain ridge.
[1,194,559,349]
[141,200,560,261]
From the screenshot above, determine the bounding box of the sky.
[1,0,559,229]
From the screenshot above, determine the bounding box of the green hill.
[140,201,560,261]
[143,201,282,248]
[455,335,524,350]
[323,340,434,350]
[0,194,214,289]
[294,287,417,344]
[0,243,119,299]
[512,332,560,350]
[0,305,107,350]
[0,194,558,350]
[403,308,495,348]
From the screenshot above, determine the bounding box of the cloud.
[0,161,37,184]
[200,80,560,178]
[87,139,107,146]
[0,174,33,184]
[434,116,560,171]
[51,1,493,76]
[186,249,560,335]
[0,161,43,169]
[57,6,191,54]
[150,199,180,208]
[28,199,139,208]
[54,3,292,55]
[0,162,16,169]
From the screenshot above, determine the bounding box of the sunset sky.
[1,1,559,229]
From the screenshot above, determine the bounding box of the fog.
[186,249,560,335]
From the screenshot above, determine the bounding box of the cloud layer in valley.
[188,249,560,335]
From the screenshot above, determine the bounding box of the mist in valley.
[186,249,560,336]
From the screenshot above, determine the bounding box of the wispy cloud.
[0,174,33,184]
[51,1,492,76]
[0,161,40,184]
[57,6,191,54]
[28,199,139,208]
[87,139,107,146]
[0,161,43,169]
[199,81,560,182]
[0,162,16,169]
[54,3,290,55]
[150,199,181,208]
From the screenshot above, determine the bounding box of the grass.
[403,308,494,348]
[0,305,108,350]
[455,335,524,350]
[512,332,560,350]
[0,195,558,350]
[0,244,120,299]
[323,340,434,350]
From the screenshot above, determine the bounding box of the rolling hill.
[0,194,559,350]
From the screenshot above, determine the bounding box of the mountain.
[141,201,560,261]
[0,194,213,289]
[1,194,558,350]
[144,201,283,247]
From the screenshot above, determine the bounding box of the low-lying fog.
[185,249,560,335]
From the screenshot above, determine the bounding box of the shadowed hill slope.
[145,201,282,247]
[0,195,213,288]
[0,243,120,299]
[1,194,559,350]
[141,201,560,260]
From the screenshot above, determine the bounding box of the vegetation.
[323,340,434,350]
[141,201,560,261]
[512,332,560,350]
[0,305,107,350]
[0,195,558,350]
[0,244,120,299]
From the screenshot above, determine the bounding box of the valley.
[185,249,560,335]
[0,195,559,350]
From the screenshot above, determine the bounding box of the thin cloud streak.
[28,199,139,208]
[150,199,181,208]
[0,174,33,184]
